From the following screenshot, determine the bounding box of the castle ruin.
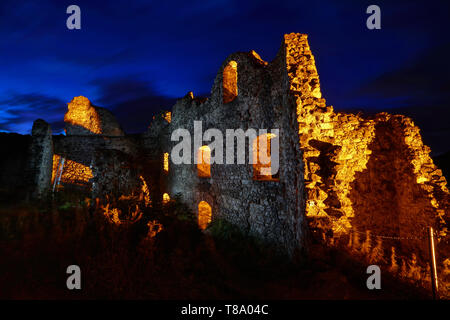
[23,34,449,270]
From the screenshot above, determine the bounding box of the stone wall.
[51,97,155,199]
[167,46,307,257]
[284,33,449,242]
[27,119,54,199]
[284,33,449,291]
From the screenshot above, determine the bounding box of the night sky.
[0,0,449,154]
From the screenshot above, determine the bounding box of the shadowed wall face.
[28,119,53,199]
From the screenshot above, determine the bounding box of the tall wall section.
[285,33,449,278]
[167,48,307,256]
[27,119,54,199]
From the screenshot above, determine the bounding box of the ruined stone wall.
[141,112,172,202]
[64,96,125,136]
[56,135,156,199]
[51,96,155,199]
[167,48,307,256]
[27,119,54,199]
[284,33,449,292]
[165,33,449,259]
[284,33,448,239]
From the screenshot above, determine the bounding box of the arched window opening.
[198,201,212,230]
[253,133,279,181]
[197,146,211,178]
[163,193,170,203]
[163,152,169,173]
[223,61,238,104]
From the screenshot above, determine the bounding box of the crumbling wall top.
[64,96,125,136]
[32,119,52,136]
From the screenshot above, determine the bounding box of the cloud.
[338,43,450,155]
[391,103,450,156]
[355,43,450,103]
[0,77,178,135]
[90,77,177,133]
[0,92,66,134]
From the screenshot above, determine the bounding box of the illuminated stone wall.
[52,133,153,199]
[164,33,449,263]
[51,154,93,189]
[64,96,125,136]
[284,33,448,240]
[284,33,449,285]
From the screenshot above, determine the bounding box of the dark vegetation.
[0,133,31,203]
[0,192,431,300]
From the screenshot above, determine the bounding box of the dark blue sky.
[0,0,449,154]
